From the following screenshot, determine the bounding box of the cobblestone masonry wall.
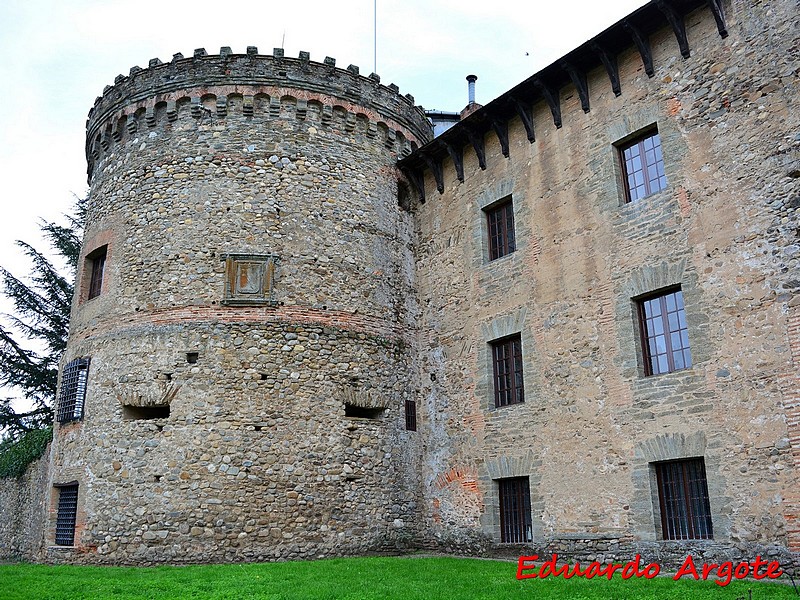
[42,49,430,564]
[413,0,799,569]
[0,447,50,561]
[5,0,798,569]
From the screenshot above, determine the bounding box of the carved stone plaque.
[221,253,278,306]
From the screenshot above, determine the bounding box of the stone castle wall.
[10,0,798,569]
[0,446,51,561]
[410,0,799,567]
[44,50,430,564]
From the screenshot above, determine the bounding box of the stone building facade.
[3,0,798,568]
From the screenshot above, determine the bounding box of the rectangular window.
[638,288,691,376]
[620,130,667,202]
[491,335,524,407]
[655,458,713,540]
[56,358,90,423]
[486,197,516,261]
[405,399,417,431]
[55,483,79,546]
[87,246,107,300]
[499,477,532,543]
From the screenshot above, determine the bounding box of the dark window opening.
[491,335,524,407]
[56,358,90,423]
[55,483,79,546]
[499,477,532,543]
[122,405,170,420]
[86,246,107,300]
[405,399,417,431]
[345,404,385,420]
[619,130,667,202]
[485,197,516,261]
[655,458,713,540]
[186,352,199,364]
[638,288,691,376]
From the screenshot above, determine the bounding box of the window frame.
[56,358,90,423]
[221,253,279,306]
[404,399,417,431]
[86,245,107,300]
[54,482,79,546]
[654,458,713,540]
[491,334,525,408]
[498,477,533,543]
[637,288,691,376]
[618,129,667,203]
[484,197,516,261]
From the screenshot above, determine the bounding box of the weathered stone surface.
[24,49,429,566]
[2,0,798,571]
[410,0,799,568]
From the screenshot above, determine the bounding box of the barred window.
[485,197,516,261]
[55,483,79,546]
[405,399,417,431]
[638,288,691,376]
[56,358,90,423]
[655,458,713,540]
[491,335,524,407]
[499,477,532,543]
[619,130,667,202]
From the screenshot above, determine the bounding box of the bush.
[0,427,52,479]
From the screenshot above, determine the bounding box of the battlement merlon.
[85,47,433,151]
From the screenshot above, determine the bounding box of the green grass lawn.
[0,556,797,599]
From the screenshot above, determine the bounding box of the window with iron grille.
[637,288,691,376]
[56,358,90,423]
[485,197,516,261]
[499,477,532,543]
[55,483,79,546]
[619,130,667,202]
[491,335,524,407]
[404,399,417,431]
[87,246,107,300]
[655,458,713,540]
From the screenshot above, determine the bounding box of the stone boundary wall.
[0,445,50,562]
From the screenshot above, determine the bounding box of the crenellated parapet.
[85,47,432,180]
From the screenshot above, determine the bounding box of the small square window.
[56,358,90,423]
[405,399,417,431]
[637,288,691,376]
[498,477,532,543]
[654,458,713,540]
[54,483,79,546]
[485,197,516,260]
[619,130,667,202]
[491,335,524,407]
[86,246,107,300]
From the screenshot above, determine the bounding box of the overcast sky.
[0,0,647,289]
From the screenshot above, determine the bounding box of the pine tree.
[0,202,84,441]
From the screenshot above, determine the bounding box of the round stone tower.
[49,47,431,564]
